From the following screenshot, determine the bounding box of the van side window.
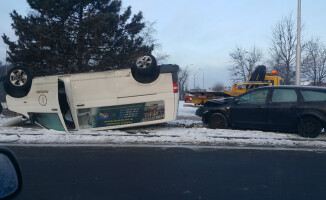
[32,113,65,131]
[272,89,297,103]
[301,90,326,102]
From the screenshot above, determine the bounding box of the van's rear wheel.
[3,66,32,98]
[131,55,160,84]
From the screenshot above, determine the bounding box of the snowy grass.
[177,101,199,116]
[1,101,326,148]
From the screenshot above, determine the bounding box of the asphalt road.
[5,145,326,200]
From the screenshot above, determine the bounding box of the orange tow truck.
[185,66,284,106]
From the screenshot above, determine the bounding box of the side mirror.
[234,98,240,104]
[0,147,22,200]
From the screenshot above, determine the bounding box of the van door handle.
[77,104,85,107]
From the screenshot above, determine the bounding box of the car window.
[301,90,326,102]
[33,113,65,131]
[271,89,297,103]
[238,89,268,104]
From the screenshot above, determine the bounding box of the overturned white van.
[3,55,179,132]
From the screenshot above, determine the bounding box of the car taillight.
[173,82,178,93]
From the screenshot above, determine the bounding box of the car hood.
[205,97,234,106]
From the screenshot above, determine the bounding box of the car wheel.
[131,55,160,84]
[298,117,322,138]
[208,113,228,129]
[4,66,32,98]
[202,113,209,124]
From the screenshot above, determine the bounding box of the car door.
[230,88,270,129]
[265,88,299,132]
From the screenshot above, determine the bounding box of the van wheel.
[131,55,160,84]
[3,66,32,98]
[209,113,228,129]
[298,117,322,138]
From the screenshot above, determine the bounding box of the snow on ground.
[177,102,199,117]
[1,101,326,149]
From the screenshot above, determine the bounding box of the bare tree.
[229,45,263,82]
[154,52,170,64]
[301,37,326,86]
[269,15,300,84]
[212,82,225,92]
[141,21,169,64]
[178,67,190,100]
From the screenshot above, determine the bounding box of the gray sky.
[1,0,326,88]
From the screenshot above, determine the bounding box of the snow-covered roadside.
[1,101,326,149]
[177,101,199,117]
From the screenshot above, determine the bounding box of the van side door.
[68,72,118,130]
[26,76,68,132]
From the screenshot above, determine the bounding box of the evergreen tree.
[2,0,153,74]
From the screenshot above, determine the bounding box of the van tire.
[4,66,32,98]
[131,55,160,84]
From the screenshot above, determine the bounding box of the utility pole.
[296,0,301,86]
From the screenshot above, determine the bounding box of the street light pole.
[193,72,198,89]
[296,0,301,86]
[199,68,204,89]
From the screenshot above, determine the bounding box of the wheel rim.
[216,116,223,127]
[136,56,152,69]
[303,121,317,135]
[213,115,225,128]
[10,69,28,86]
